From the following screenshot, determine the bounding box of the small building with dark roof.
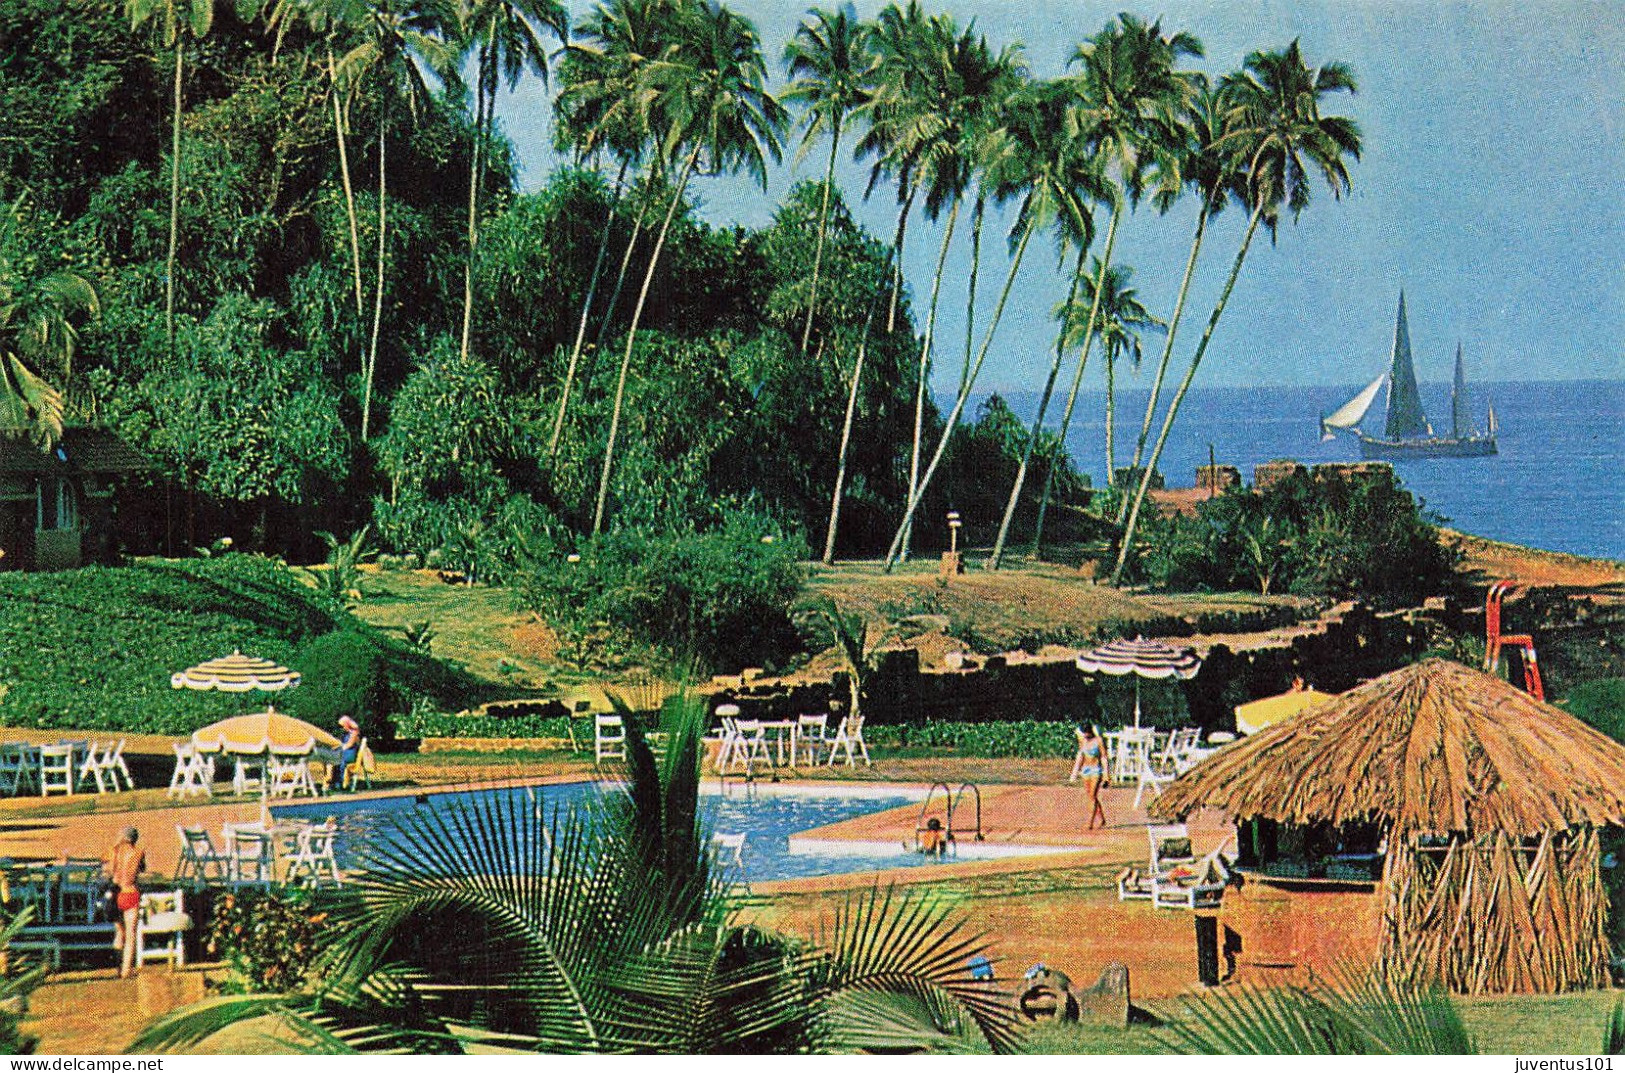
[0,427,148,570]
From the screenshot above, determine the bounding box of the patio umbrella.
[1234,687,1334,736]
[171,651,301,693]
[190,710,340,754]
[1076,636,1201,728]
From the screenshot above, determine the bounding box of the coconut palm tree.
[456,0,568,362]
[125,0,214,363]
[783,3,874,357]
[133,702,1024,1054]
[336,0,458,440]
[0,197,99,450]
[548,0,683,458]
[1060,262,1163,479]
[1113,41,1361,584]
[882,76,1093,572]
[1001,14,1201,561]
[591,0,787,535]
[1116,85,1238,523]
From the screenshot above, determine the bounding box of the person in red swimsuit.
[103,827,146,978]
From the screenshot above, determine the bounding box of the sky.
[490,0,1625,393]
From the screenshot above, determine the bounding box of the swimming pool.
[273,780,1072,884]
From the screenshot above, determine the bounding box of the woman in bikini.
[103,826,146,979]
[1076,725,1109,830]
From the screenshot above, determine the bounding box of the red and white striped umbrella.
[1076,637,1201,727]
[171,650,302,693]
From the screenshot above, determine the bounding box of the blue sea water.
[987,379,1625,561]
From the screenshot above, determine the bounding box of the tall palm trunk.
[328,45,365,317]
[592,149,699,536]
[164,40,184,361]
[1119,198,1213,523]
[459,45,493,361]
[885,186,915,335]
[591,171,654,354]
[1029,200,1121,551]
[988,248,1085,569]
[959,193,984,396]
[822,257,889,565]
[884,218,1035,571]
[799,118,842,356]
[899,196,961,563]
[549,158,629,459]
[1103,347,1117,477]
[1113,203,1264,584]
[361,84,390,441]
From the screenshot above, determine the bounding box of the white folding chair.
[167,743,213,799]
[99,739,134,791]
[267,750,317,798]
[796,714,829,766]
[712,707,743,771]
[38,743,74,797]
[728,720,772,775]
[175,825,229,884]
[594,714,627,764]
[286,819,342,887]
[74,741,109,794]
[0,744,32,795]
[136,890,191,968]
[224,824,273,886]
[825,713,870,768]
[233,756,266,796]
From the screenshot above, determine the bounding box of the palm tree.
[783,3,874,358]
[998,13,1201,562]
[1113,41,1361,584]
[548,0,680,458]
[0,197,99,450]
[591,0,787,535]
[134,702,1024,1053]
[336,0,458,440]
[125,0,214,363]
[1061,261,1162,479]
[1117,85,1238,522]
[820,256,888,564]
[882,76,1092,572]
[456,0,568,362]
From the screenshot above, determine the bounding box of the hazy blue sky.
[492,0,1624,392]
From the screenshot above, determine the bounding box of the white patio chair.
[0,744,33,795]
[1117,823,1198,901]
[594,714,626,764]
[74,741,109,794]
[224,823,274,886]
[98,739,134,791]
[710,832,749,893]
[286,819,342,887]
[135,890,191,968]
[712,709,743,771]
[175,825,229,884]
[267,750,317,799]
[727,720,772,775]
[795,714,829,766]
[167,743,213,799]
[38,743,74,797]
[825,712,870,768]
[1133,754,1179,810]
[232,756,266,796]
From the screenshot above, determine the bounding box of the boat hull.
[1357,435,1497,460]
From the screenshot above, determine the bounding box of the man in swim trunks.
[103,826,145,978]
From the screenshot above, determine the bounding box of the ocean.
[987,379,1625,561]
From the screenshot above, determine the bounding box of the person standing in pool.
[336,714,362,790]
[103,826,145,979]
[1076,725,1109,830]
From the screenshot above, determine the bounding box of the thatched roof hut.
[1158,659,1625,994]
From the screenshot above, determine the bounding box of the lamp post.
[941,510,964,577]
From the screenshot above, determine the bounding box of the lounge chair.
[1152,848,1231,911]
[1117,823,1198,901]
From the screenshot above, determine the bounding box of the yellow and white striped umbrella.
[171,650,302,693]
[191,710,339,755]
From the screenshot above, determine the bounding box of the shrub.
[1562,678,1625,744]
[863,720,1076,759]
[521,507,807,676]
[283,630,397,745]
[206,887,329,993]
[396,706,571,741]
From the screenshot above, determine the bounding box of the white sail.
[1321,373,1387,439]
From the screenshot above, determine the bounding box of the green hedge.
[396,709,573,740]
[864,720,1076,759]
[0,556,487,736]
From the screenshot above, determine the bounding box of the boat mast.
[1385,291,1432,440]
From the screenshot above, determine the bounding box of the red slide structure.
[1484,580,1544,701]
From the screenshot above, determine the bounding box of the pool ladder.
[916,782,985,852]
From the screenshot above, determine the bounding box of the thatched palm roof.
[1158,658,1625,838]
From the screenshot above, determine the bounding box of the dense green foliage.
[205,887,327,993]
[1135,468,1460,606]
[0,556,482,733]
[282,629,397,744]
[866,719,1074,758]
[1562,678,1625,745]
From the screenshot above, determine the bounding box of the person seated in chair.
[334,715,362,790]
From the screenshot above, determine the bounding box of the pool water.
[273,780,1047,884]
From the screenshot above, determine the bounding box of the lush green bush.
[206,887,329,993]
[1562,678,1625,744]
[0,556,489,735]
[1137,468,1460,606]
[282,630,397,745]
[396,708,572,741]
[864,720,1076,759]
[520,506,807,676]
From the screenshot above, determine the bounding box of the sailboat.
[1320,292,1498,459]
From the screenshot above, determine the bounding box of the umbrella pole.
[1134,678,1142,729]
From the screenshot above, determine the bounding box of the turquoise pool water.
[274,780,974,883]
